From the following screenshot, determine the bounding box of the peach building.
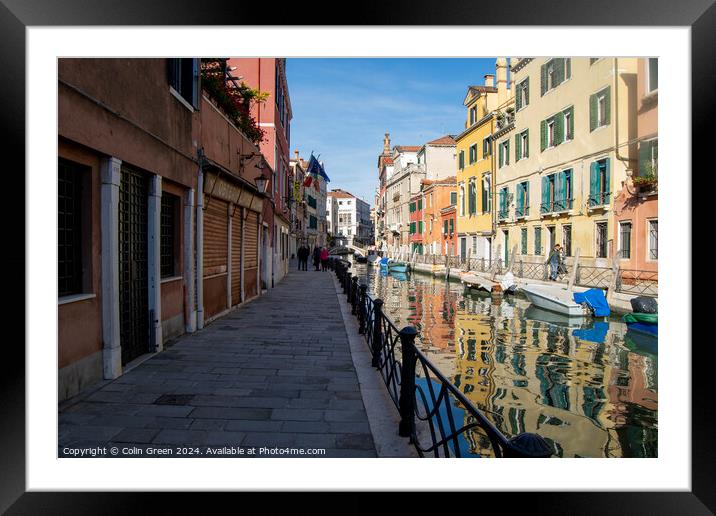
[421,177,457,256]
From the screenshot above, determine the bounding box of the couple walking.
[297,245,329,271]
[546,244,567,281]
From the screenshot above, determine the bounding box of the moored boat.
[520,284,591,318]
[623,312,658,337]
[388,261,409,273]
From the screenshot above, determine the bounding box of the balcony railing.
[498,209,509,220]
[540,197,574,214]
[515,205,529,218]
[330,258,552,458]
[587,192,611,208]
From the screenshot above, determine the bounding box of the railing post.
[351,276,359,315]
[358,284,367,334]
[345,271,352,298]
[371,299,384,368]
[398,326,418,439]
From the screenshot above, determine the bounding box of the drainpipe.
[196,148,205,330]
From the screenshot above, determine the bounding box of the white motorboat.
[520,284,591,318]
[460,271,496,292]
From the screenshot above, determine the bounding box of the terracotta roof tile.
[426,135,456,146]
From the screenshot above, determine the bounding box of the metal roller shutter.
[203,197,228,276]
[231,208,242,305]
[244,210,259,269]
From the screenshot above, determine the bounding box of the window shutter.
[516,84,522,111]
[541,176,549,213]
[459,151,464,169]
[524,130,529,158]
[604,87,611,125]
[499,142,503,167]
[516,184,524,214]
[589,93,597,132]
[589,162,598,206]
[604,158,611,204]
[525,181,530,215]
[565,58,571,80]
[540,120,547,151]
[554,58,565,85]
[554,112,565,145]
[567,106,574,138]
[556,172,564,209]
[540,63,547,96]
[638,141,651,176]
[481,179,487,213]
[521,228,527,254]
[419,221,423,233]
[515,134,521,160]
[506,140,510,165]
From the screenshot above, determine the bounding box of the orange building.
[421,177,457,255]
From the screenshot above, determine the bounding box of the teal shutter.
[589,93,597,132]
[525,181,530,215]
[516,183,524,215]
[554,112,564,145]
[589,161,598,206]
[540,63,547,95]
[540,120,547,151]
[499,188,504,216]
[541,176,549,213]
[556,171,565,210]
[604,87,611,125]
[604,158,611,204]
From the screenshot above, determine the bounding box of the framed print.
[1,0,711,512]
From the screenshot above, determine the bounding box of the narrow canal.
[347,259,658,458]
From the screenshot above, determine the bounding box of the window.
[160,193,179,278]
[58,159,87,296]
[589,158,611,206]
[308,196,317,209]
[590,87,611,131]
[468,180,477,215]
[469,144,478,164]
[410,222,416,234]
[521,228,528,255]
[450,191,457,205]
[483,175,492,213]
[470,106,477,125]
[547,120,555,147]
[472,236,478,255]
[516,181,529,217]
[562,225,572,256]
[639,138,658,177]
[449,219,454,235]
[515,130,529,161]
[444,220,448,235]
[482,137,491,157]
[418,199,422,210]
[418,221,423,234]
[534,227,542,255]
[564,107,574,141]
[589,58,600,65]
[541,108,570,151]
[168,58,199,109]
[459,151,465,169]
[498,187,509,220]
[647,58,658,93]
[409,202,416,213]
[619,221,632,259]
[540,58,571,95]
[648,219,658,259]
[596,222,608,258]
[542,169,573,213]
[499,140,510,167]
[516,78,529,110]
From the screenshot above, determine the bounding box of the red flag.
[303,175,312,187]
[314,179,320,191]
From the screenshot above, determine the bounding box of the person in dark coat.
[297,245,307,271]
[313,246,321,271]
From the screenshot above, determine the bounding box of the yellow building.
[493,57,638,267]
[455,65,501,261]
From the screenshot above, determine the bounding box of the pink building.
[227,58,293,287]
[613,58,658,279]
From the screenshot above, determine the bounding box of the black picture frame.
[1,0,709,513]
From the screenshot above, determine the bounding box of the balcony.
[515,205,530,219]
[498,209,509,221]
[540,198,574,216]
[587,192,611,209]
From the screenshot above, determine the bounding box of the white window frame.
[595,221,609,259]
[459,184,465,216]
[564,108,573,141]
[520,131,528,160]
[517,78,529,110]
[647,218,658,262]
[618,220,632,260]
[597,91,607,127]
[547,120,555,148]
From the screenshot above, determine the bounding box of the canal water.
[347,259,657,458]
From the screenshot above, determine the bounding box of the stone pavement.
[58,263,379,457]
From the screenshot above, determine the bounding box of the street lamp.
[254,173,268,195]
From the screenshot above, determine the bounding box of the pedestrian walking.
[546,244,561,281]
[320,247,329,271]
[557,247,568,276]
[297,245,308,271]
[313,246,321,271]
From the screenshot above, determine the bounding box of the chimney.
[294,150,299,160]
[383,133,391,154]
[496,57,508,106]
[484,74,495,87]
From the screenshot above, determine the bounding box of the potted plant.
[633,162,658,191]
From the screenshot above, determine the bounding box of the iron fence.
[331,257,552,458]
[617,269,658,297]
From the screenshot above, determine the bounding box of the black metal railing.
[331,258,552,459]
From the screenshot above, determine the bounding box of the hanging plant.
[200,58,269,145]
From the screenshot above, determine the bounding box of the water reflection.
[350,260,658,458]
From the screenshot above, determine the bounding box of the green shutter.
[506,140,510,164]
[515,134,521,160]
[638,141,651,176]
[565,58,571,80]
[444,220,448,234]
[604,87,611,125]
[499,141,504,167]
[567,106,574,139]
[418,199,422,210]
[535,227,541,255]
[419,221,423,233]
[589,161,598,206]
[604,158,611,204]
[524,78,529,105]
[450,219,454,234]
[554,112,565,145]
[459,151,464,169]
[481,179,487,213]
[554,58,564,86]
[590,93,597,132]
[540,120,547,151]
[540,63,547,96]
[524,130,529,158]
[525,181,530,215]
[516,83,522,110]
[516,183,524,215]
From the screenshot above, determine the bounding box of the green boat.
[623,313,658,325]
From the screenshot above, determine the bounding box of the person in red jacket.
[320,247,329,271]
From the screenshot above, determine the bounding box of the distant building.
[385,145,422,252]
[421,177,457,255]
[329,189,372,246]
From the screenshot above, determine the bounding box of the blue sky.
[286,58,497,203]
